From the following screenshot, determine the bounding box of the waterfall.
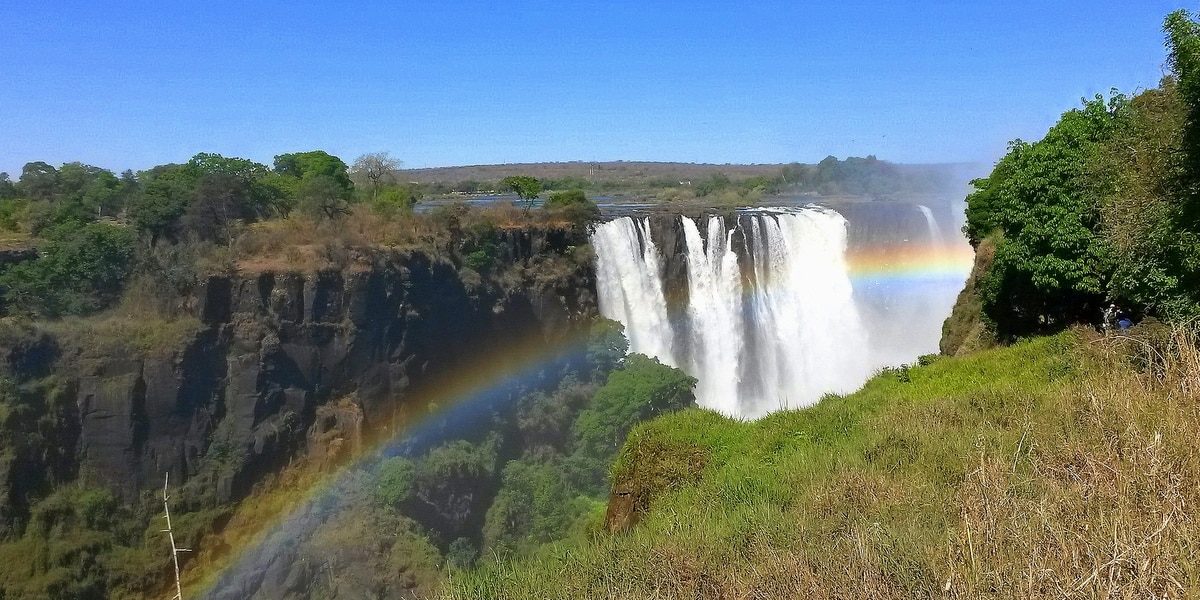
[592,208,872,418]
[592,217,677,367]
[917,204,942,246]
[679,216,744,416]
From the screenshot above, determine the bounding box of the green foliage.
[448,335,1110,599]
[0,485,153,600]
[273,150,354,192]
[447,537,479,570]
[126,163,195,243]
[957,10,1200,336]
[182,173,250,243]
[0,172,17,201]
[0,198,29,231]
[586,319,628,379]
[368,184,420,217]
[374,457,417,507]
[501,175,542,212]
[1,222,136,317]
[297,174,353,220]
[965,95,1125,338]
[544,188,586,208]
[482,456,580,555]
[544,189,600,227]
[407,439,500,540]
[16,162,58,201]
[569,354,697,493]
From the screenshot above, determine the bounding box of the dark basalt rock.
[3,231,596,522]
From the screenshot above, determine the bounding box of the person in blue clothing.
[1117,310,1133,331]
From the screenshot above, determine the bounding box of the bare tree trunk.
[162,472,191,600]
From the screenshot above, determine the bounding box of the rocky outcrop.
[603,434,708,534]
[940,236,996,356]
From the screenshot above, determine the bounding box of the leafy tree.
[374,457,417,508]
[55,162,123,220]
[297,175,352,220]
[1159,9,1200,312]
[0,222,136,317]
[187,152,269,180]
[586,319,628,379]
[964,95,1125,337]
[187,152,283,219]
[569,354,696,492]
[369,184,420,217]
[182,173,251,243]
[273,150,354,192]
[514,382,595,453]
[1095,80,1197,318]
[0,172,18,200]
[501,175,542,212]
[482,456,578,554]
[16,162,58,201]
[126,164,195,244]
[351,152,402,201]
[544,189,601,227]
[408,439,500,540]
[446,537,479,569]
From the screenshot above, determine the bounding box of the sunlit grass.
[446,331,1200,599]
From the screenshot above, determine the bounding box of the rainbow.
[191,227,978,595]
[192,325,594,597]
[847,243,974,284]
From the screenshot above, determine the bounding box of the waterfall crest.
[592,208,872,418]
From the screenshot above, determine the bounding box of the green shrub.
[0,221,136,317]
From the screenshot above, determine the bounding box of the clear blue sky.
[0,1,1187,176]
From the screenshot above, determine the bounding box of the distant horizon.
[2,1,1183,177]
[398,158,988,170]
[1,155,991,179]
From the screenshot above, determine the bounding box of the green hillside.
[447,329,1200,598]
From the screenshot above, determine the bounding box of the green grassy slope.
[446,331,1200,599]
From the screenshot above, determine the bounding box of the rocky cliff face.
[1,228,597,531]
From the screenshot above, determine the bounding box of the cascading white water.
[592,208,872,418]
[917,204,942,246]
[679,216,744,416]
[592,216,677,367]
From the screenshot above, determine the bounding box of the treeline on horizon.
[958,10,1200,341]
[411,155,960,199]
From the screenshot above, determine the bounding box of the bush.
[569,354,697,492]
[482,456,578,555]
[0,221,136,317]
[544,189,600,228]
[374,457,417,508]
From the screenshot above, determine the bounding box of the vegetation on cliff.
[952,9,1200,343]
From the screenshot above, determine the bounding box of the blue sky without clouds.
[0,1,1188,175]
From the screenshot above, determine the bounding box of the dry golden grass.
[230,206,573,274]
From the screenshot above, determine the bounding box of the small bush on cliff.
[482,455,591,555]
[1,221,135,318]
[544,189,601,228]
